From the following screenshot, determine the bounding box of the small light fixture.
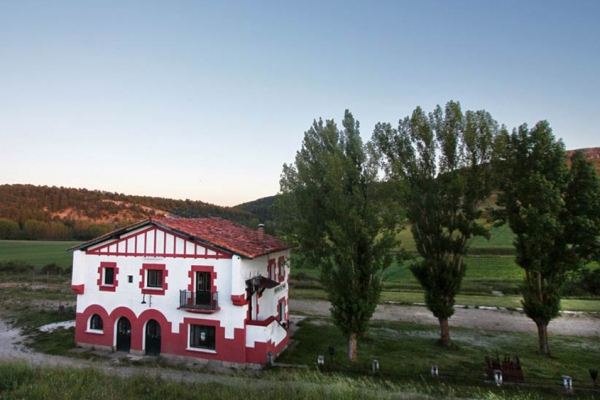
[141,294,146,304]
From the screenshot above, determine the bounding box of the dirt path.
[290,300,600,337]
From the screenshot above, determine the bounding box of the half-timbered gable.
[84,226,231,259]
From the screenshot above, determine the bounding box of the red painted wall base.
[75,304,287,365]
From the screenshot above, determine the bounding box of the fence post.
[372,360,379,373]
[562,375,573,394]
[431,365,438,377]
[494,370,503,386]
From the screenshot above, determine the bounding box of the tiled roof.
[152,217,290,259]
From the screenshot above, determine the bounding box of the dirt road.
[290,300,600,337]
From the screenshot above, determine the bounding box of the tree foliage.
[372,101,498,347]
[277,110,400,361]
[494,122,600,355]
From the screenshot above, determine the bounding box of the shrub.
[0,259,32,274]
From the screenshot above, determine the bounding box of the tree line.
[277,101,600,361]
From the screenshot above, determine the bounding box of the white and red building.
[69,217,292,366]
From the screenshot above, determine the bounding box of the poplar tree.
[278,110,400,362]
[494,122,600,355]
[373,101,498,347]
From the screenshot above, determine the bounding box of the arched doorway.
[145,319,161,356]
[116,317,131,352]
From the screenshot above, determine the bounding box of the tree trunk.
[535,320,551,356]
[348,333,358,362]
[438,317,452,347]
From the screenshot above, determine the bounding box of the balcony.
[179,290,219,313]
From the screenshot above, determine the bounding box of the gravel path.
[290,300,600,337]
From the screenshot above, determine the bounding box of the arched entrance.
[116,317,131,352]
[145,319,161,356]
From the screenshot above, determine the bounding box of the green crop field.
[0,240,79,269]
[396,221,516,255]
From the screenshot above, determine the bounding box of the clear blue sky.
[1,1,598,206]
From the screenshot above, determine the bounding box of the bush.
[561,267,600,297]
[0,259,32,274]
[41,262,62,275]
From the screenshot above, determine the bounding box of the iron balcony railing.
[179,290,219,311]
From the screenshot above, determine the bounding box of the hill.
[0,184,258,241]
[234,195,278,223]
[567,147,600,175]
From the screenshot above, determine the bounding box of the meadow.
[0,240,78,269]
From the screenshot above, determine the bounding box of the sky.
[1,1,599,207]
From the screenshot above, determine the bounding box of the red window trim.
[278,297,286,323]
[268,258,276,280]
[97,262,119,292]
[183,317,220,353]
[278,256,286,282]
[139,263,168,295]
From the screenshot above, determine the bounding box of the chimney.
[257,223,265,242]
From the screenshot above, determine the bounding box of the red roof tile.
[153,217,290,259]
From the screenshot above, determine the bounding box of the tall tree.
[494,122,600,355]
[278,110,400,362]
[373,101,498,347]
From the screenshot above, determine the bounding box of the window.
[268,259,276,280]
[104,267,115,286]
[147,269,163,288]
[128,275,133,283]
[278,257,286,281]
[140,264,168,295]
[278,302,285,322]
[190,325,215,350]
[89,314,103,331]
[97,262,118,292]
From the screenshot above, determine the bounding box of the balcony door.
[195,271,211,306]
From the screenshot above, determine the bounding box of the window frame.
[278,256,286,282]
[147,269,164,288]
[104,267,115,286]
[97,262,119,292]
[268,259,276,280]
[139,263,168,295]
[88,314,104,333]
[189,324,216,351]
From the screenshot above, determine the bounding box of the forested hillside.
[0,148,596,241]
[234,195,278,228]
[0,184,257,241]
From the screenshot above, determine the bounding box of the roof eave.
[67,219,151,252]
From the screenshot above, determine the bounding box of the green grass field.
[0,240,79,269]
[277,317,600,397]
[396,221,516,254]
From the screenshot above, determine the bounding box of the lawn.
[277,317,600,397]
